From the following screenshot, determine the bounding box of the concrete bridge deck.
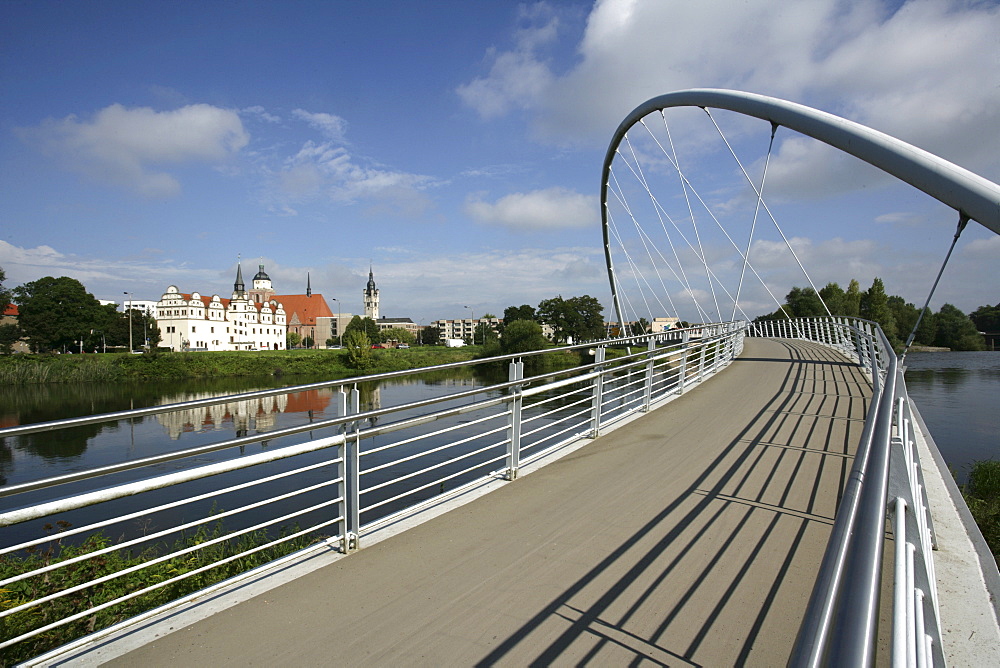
[97,337,873,666]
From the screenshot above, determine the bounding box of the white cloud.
[242,106,282,123]
[292,109,347,141]
[456,3,560,118]
[465,187,597,230]
[460,0,1000,186]
[274,140,437,216]
[19,104,249,197]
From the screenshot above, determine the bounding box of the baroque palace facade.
[156,264,289,351]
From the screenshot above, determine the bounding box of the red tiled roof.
[274,294,334,326]
[3,304,17,317]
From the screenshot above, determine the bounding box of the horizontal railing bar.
[0,431,348,527]
[361,409,508,460]
[0,456,343,557]
[362,418,507,477]
[363,451,508,513]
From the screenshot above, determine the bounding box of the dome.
[254,264,270,281]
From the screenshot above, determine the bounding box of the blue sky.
[2,0,998,324]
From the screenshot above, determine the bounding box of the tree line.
[1,269,160,354]
[753,277,990,351]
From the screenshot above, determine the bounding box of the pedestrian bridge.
[3,321,998,666]
[4,89,1000,666]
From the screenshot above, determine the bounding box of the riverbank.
[0,346,594,385]
[0,348,480,384]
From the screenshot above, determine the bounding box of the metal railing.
[751,317,944,667]
[0,322,744,659]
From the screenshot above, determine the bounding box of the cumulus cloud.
[460,0,1000,188]
[465,187,598,230]
[292,109,347,141]
[18,104,249,197]
[456,3,560,118]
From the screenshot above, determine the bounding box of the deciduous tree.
[13,276,105,352]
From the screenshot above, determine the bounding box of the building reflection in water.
[154,385,385,440]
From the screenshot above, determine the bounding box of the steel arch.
[600,88,1000,329]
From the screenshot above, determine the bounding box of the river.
[1,350,995,503]
[903,351,1000,485]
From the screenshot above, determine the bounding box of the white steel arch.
[601,88,1000,330]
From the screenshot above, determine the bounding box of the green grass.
[0,346,480,384]
[963,459,1000,564]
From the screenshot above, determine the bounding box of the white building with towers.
[155,263,288,352]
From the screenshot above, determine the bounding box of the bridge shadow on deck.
[108,338,872,667]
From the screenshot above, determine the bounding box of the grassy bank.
[963,459,1000,564]
[0,347,479,385]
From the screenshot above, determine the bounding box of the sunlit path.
[102,338,872,666]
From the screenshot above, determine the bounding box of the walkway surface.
[106,338,872,666]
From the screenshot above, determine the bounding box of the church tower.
[363,265,380,320]
[232,261,246,299]
[248,264,275,305]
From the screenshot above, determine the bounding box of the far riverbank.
[0,347,479,385]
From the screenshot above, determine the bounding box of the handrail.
[0,322,745,660]
[753,317,944,666]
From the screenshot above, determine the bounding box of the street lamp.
[331,297,341,346]
[123,292,133,352]
[465,305,474,345]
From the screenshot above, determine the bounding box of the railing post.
[678,330,690,394]
[643,336,655,411]
[589,346,606,437]
[345,386,361,551]
[506,358,524,479]
[335,389,349,552]
[698,336,707,381]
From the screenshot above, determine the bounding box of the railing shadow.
[476,338,871,666]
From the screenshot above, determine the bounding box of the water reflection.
[904,351,1000,483]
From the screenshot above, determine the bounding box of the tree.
[500,320,548,354]
[474,321,498,346]
[302,336,315,348]
[843,279,862,318]
[785,287,825,318]
[818,282,845,316]
[13,276,105,352]
[537,295,604,344]
[630,318,650,336]
[887,295,920,345]
[419,326,441,345]
[969,303,1000,333]
[343,330,374,369]
[378,327,416,345]
[860,277,897,342]
[326,337,337,348]
[286,331,302,348]
[933,304,985,350]
[344,315,379,341]
[503,304,536,325]
[0,266,11,312]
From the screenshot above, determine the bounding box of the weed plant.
[0,520,319,665]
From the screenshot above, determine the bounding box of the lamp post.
[465,305,474,345]
[331,298,340,346]
[123,292,133,352]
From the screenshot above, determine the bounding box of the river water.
[903,351,1000,484]
[1,351,995,506]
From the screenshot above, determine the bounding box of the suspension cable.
[733,123,778,321]
[704,108,832,317]
[901,213,970,362]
